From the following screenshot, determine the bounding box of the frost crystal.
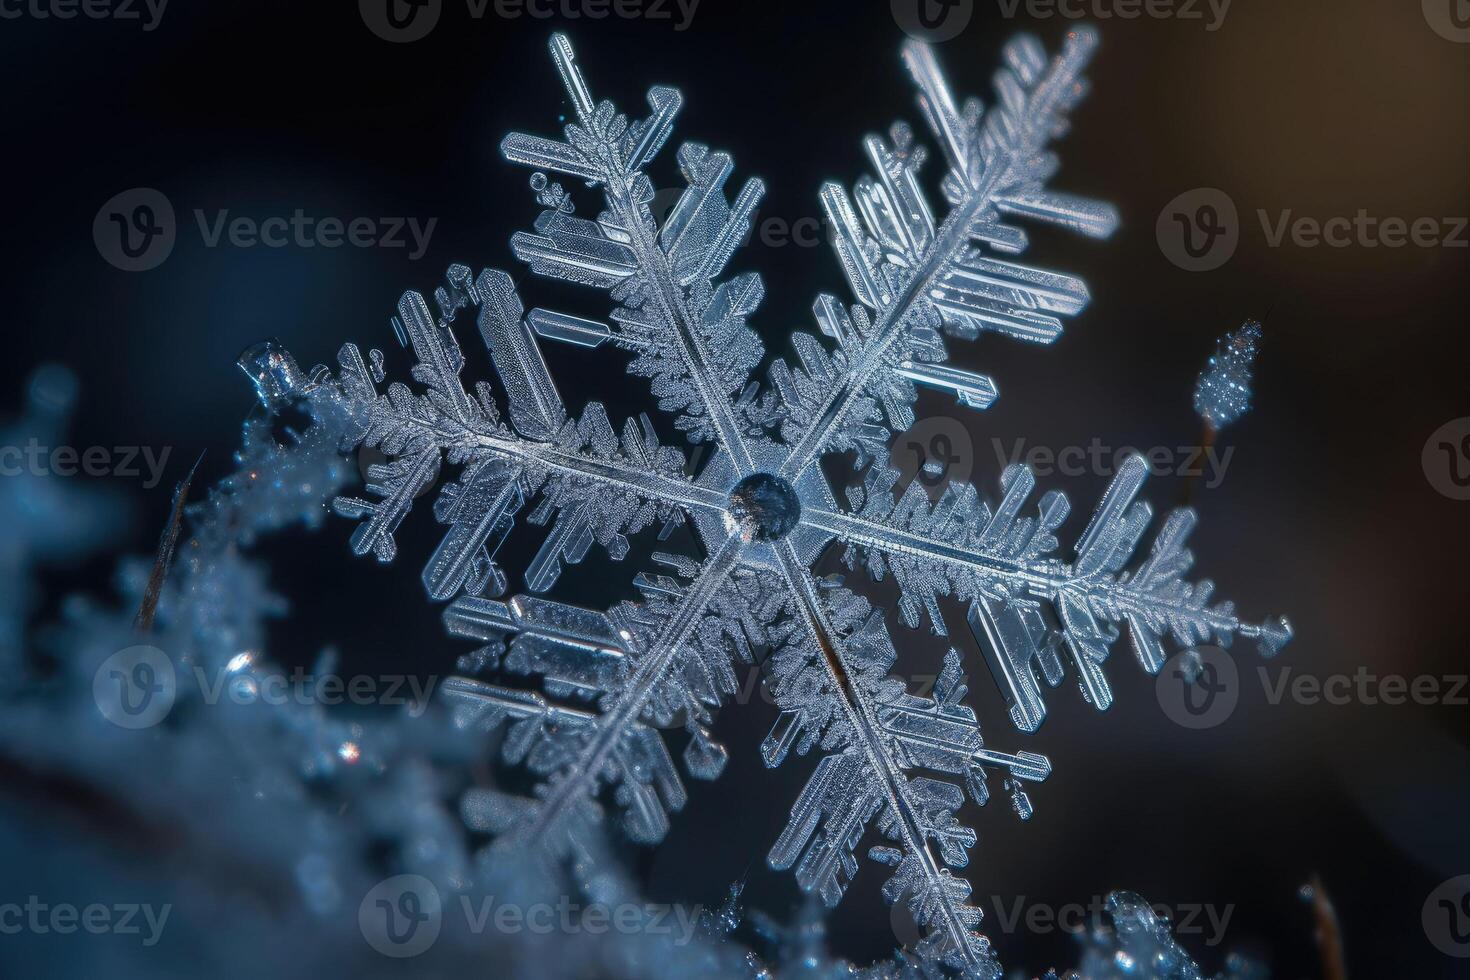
[1193,320,1262,430]
[1050,892,1266,980]
[261,31,1290,973]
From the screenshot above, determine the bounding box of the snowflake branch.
[776,30,1116,477]
[450,533,745,853]
[771,541,996,972]
[808,455,1290,732]
[503,34,764,473]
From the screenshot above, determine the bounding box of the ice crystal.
[1045,892,1266,980]
[259,31,1290,973]
[0,384,754,979]
[1193,320,1262,430]
[0,365,121,677]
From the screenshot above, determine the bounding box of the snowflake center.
[727,473,801,542]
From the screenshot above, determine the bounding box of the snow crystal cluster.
[1193,320,1262,430]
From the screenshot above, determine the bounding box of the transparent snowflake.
[249,31,1290,974]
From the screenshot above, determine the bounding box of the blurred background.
[1,0,1468,975]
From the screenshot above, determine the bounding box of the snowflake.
[250,30,1290,975]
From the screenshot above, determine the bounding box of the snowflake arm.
[766,544,1036,975]
[311,264,723,599]
[502,34,765,472]
[444,535,746,852]
[772,30,1119,472]
[813,454,1291,732]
